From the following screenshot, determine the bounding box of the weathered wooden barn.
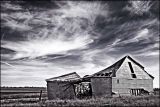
[92,55,154,96]
[46,55,154,99]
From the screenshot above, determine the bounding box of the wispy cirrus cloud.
[2,35,93,59]
[1,1,109,60]
[56,1,109,23]
[1,1,22,11]
[1,1,159,87]
[124,1,153,15]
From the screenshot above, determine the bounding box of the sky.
[1,0,159,87]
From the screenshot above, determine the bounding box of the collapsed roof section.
[92,56,127,77]
[46,72,81,82]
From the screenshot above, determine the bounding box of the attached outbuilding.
[46,72,81,99]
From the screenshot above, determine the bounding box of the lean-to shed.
[46,72,81,99]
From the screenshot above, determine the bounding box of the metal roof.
[46,72,81,82]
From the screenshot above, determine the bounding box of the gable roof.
[92,56,126,77]
[127,55,144,69]
[46,72,81,82]
[92,55,154,79]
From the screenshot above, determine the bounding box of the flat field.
[1,87,159,107]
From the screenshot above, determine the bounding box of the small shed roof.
[46,72,81,82]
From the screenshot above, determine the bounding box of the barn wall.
[112,78,153,95]
[116,58,152,79]
[47,81,76,100]
[91,77,112,97]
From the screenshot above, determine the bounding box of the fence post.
[39,90,42,101]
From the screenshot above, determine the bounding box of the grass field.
[1,87,46,94]
[1,87,160,107]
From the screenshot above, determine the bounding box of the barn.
[46,55,154,99]
[92,55,154,96]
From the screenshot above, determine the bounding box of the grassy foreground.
[46,95,160,107]
[1,94,159,107]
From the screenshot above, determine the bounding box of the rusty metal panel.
[91,77,112,97]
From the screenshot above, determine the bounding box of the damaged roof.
[92,56,126,77]
[46,72,81,82]
[46,55,154,82]
[92,55,154,79]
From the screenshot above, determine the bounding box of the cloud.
[124,1,153,15]
[135,28,149,39]
[2,35,93,59]
[1,1,22,11]
[57,1,108,24]
[2,19,32,31]
[2,1,107,59]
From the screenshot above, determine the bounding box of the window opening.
[117,79,119,84]
[128,62,134,73]
[128,62,137,78]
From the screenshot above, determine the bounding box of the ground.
[1,87,159,107]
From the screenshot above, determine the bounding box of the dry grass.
[1,94,159,107]
[46,95,160,107]
[1,93,47,99]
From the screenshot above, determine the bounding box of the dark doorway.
[74,82,92,99]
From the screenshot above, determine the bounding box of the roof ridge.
[127,55,144,69]
[92,56,127,76]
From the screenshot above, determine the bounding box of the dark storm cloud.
[1,27,27,41]
[1,0,60,10]
[1,1,159,87]
[91,12,159,55]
